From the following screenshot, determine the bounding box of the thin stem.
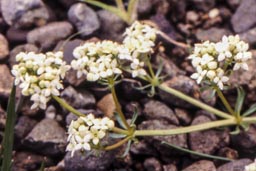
[157,30,190,49]
[134,118,235,136]
[112,127,130,135]
[242,116,256,123]
[127,0,138,24]
[158,84,233,119]
[108,78,130,129]
[104,136,131,151]
[115,0,125,11]
[215,87,236,117]
[52,95,84,117]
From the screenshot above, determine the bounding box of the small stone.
[183,160,216,171]
[163,164,177,171]
[60,86,96,111]
[159,76,200,108]
[24,118,67,156]
[15,116,37,139]
[186,11,199,25]
[6,27,29,43]
[217,147,238,160]
[200,89,216,106]
[137,0,153,16]
[64,150,115,171]
[217,159,252,171]
[12,151,53,171]
[138,120,187,160]
[239,27,256,45]
[0,34,9,60]
[174,108,191,125]
[27,21,73,50]
[1,0,49,28]
[231,0,256,33]
[97,10,126,41]
[143,157,162,171]
[143,100,179,125]
[97,93,115,118]
[0,64,14,98]
[196,28,231,42]
[189,115,229,156]
[189,0,215,12]
[124,101,142,119]
[45,105,56,119]
[9,44,38,67]
[130,139,158,156]
[68,3,100,37]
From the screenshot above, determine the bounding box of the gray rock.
[217,159,252,171]
[137,0,153,16]
[0,34,9,60]
[231,0,256,33]
[163,164,177,171]
[15,116,37,139]
[6,27,29,43]
[183,160,216,171]
[64,150,115,171]
[200,89,216,107]
[1,0,49,28]
[27,21,73,50]
[159,76,200,108]
[60,86,96,111]
[24,118,67,156]
[189,0,215,12]
[217,147,238,160]
[138,120,187,160]
[143,100,179,125]
[196,28,231,42]
[189,115,229,156]
[144,157,162,171]
[97,10,126,41]
[68,3,100,37]
[9,44,38,67]
[0,64,14,98]
[12,151,53,171]
[239,27,256,45]
[130,139,158,156]
[174,108,191,125]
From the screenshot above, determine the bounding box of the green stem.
[127,0,138,24]
[215,87,236,117]
[115,0,125,11]
[242,116,256,123]
[134,118,236,136]
[52,95,84,117]
[112,127,130,135]
[108,78,130,129]
[104,136,131,151]
[158,84,233,119]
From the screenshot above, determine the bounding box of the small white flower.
[245,159,256,171]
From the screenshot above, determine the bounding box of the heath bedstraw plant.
[11,21,256,159]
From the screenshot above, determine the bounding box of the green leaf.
[38,162,45,171]
[130,108,138,125]
[230,126,240,135]
[114,112,126,129]
[235,87,245,115]
[80,0,128,23]
[121,140,132,158]
[242,103,256,117]
[109,133,127,139]
[161,141,233,161]
[1,85,16,171]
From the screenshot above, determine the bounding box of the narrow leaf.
[130,108,138,125]
[109,133,127,139]
[121,140,132,157]
[235,87,245,115]
[1,85,16,171]
[114,112,126,129]
[230,126,241,135]
[162,141,233,161]
[242,103,256,117]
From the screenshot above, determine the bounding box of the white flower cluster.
[189,35,252,90]
[66,114,115,157]
[71,40,122,81]
[118,21,157,78]
[11,51,70,109]
[245,159,256,171]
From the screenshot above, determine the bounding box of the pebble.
[27,21,73,50]
[0,64,14,98]
[182,160,216,171]
[144,157,162,171]
[6,27,29,43]
[0,34,9,60]
[97,10,126,41]
[68,3,100,37]
[96,93,115,118]
[231,0,256,33]
[239,27,256,45]
[196,27,231,42]
[217,159,252,171]
[15,116,37,139]
[24,118,67,156]
[1,0,49,28]
[143,100,179,125]
[159,76,200,108]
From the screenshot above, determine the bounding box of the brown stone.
[0,34,9,60]
[97,93,116,118]
[0,64,13,98]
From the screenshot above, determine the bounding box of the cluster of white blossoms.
[71,40,122,81]
[118,21,157,78]
[66,114,115,157]
[11,51,70,109]
[245,160,256,171]
[189,35,252,90]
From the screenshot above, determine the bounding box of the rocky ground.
[1,0,256,171]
